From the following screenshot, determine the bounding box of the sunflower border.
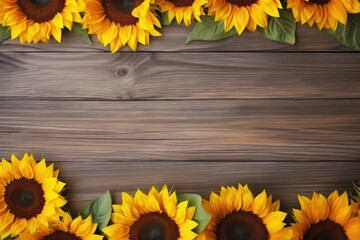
[0,0,359,51]
[0,153,360,240]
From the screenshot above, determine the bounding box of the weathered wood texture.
[1,52,360,100]
[0,24,359,214]
[0,25,353,52]
[0,100,360,161]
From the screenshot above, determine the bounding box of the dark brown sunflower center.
[216,211,269,240]
[167,0,195,7]
[303,220,348,240]
[226,0,257,7]
[307,0,330,5]
[41,230,82,240]
[129,212,180,240]
[4,177,45,220]
[102,0,143,25]
[17,0,65,23]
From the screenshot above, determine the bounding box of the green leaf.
[258,9,296,44]
[186,15,237,44]
[71,23,92,45]
[177,194,211,233]
[80,191,112,230]
[0,24,10,43]
[161,11,173,26]
[328,13,360,50]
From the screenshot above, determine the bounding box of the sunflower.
[287,0,360,31]
[103,185,198,240]
[198,184,292,240]
[17,212,103,240]
[0,0,82,43]
[82,0,161,52]
[206,0,283,34]
[292,191,360,240]
[156,0,207,26]
[0,154,67,239]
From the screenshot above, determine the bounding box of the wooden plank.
[0,25,351,52]
[1,52,360,100]
[25,160,358,212]
[1,100,359,161]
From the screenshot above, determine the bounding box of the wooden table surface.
[0,25,359,213]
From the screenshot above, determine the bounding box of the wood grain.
[0,100,359,161]
[0,25,352,52]
[41,161,359,212]
[1,52,360,100]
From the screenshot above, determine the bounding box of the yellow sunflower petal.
[288,0,358,30]
[82,0,160,51]
[18,212,102,240]
[0,154,67,237]
[104,185,197,240]
[201,185,290,240]
[292,191,357,240]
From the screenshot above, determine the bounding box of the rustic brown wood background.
[0,25,359,213]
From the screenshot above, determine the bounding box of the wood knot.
[116,68,129,77]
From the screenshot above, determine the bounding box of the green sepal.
[352,180,360,202]
[289,209,299,223]
[71,23,92,45]
[258,9,296,44]
[0,24,11,43]
[186,15,237,44]
[177,193,211,233]
[80,191,112,231]
[328,13,360,50]
[162,11,174,26]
